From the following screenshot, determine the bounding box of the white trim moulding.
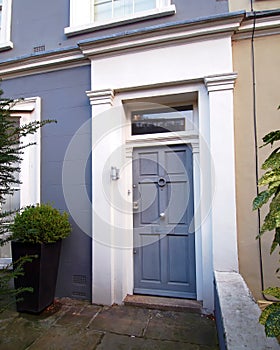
[0,49,88,79]
[0,13,246,79]
[0,41,13,51]
[79,16,244,57]
[233,14,280,40]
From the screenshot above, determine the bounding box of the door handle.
[160,212,165,218]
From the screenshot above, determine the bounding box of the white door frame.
[131,142,198,298]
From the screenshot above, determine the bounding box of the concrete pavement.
[0,298,219,349]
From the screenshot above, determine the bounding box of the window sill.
[64,5,176,37]
[0,40,13,51]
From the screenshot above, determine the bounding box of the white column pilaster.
[87,88,116,305]
[204,73,239,272]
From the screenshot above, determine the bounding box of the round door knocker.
[158,177,166,187]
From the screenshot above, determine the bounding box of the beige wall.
[233,33,280,300]
[230,0,280,12]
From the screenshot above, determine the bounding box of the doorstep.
[124,294,203,313]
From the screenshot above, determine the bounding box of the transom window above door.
[131,106,194,135]
[65,0,176,36]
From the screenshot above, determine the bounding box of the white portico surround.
[85,12,240,310]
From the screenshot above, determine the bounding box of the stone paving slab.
[96,333,215,350]
[0,298,219,350]
[0,316,44,350]
[28,326,103,350]
[89,305,151,337]
[55,304,102,328]
[145,310,218,346]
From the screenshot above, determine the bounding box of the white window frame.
[0,0,13,51]
[0,97,41,268]
[124,101,199,144]
[65,0,176,36]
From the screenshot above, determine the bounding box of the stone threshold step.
[124,295,202,313]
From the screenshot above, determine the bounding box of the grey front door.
[133,145,196,299]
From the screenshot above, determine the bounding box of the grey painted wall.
[2,65,92,300]
[1,0,229,60]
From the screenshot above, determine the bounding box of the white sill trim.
[0,41,13,51]
[64,5,176,37]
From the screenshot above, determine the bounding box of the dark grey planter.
[11,240,61,313]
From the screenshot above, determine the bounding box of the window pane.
[94,0,112,21]
[0,190,20,260]
[94,0,157,22]
[124,0,134,16]
[2,190,20,213]
[114,0,133,18]
[0,240,11,258]
[0,116,20,260]
[8,117,21,183]
[134,0,156,12]
[131,106,193,135]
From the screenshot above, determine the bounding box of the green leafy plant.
[253,111,280,338]
[253,129,280,252]
[0,256,34,313]
[11,203,71,244]
[259,287,280,337]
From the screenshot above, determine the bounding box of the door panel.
[165,150,186,174]
[167,235,190,284]
[139,152,158,175]
[139,183,159,224]
[167,182,188,225]
[133,145,196,299]
[141,235,161,282]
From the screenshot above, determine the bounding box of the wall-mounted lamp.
[111,166,120,181]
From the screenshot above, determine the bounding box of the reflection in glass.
[131,106,193,135]
[94,0,157,21]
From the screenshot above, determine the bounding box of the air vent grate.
[72,291,86,297]
[33,45,45,53]
[72,274,87,285]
